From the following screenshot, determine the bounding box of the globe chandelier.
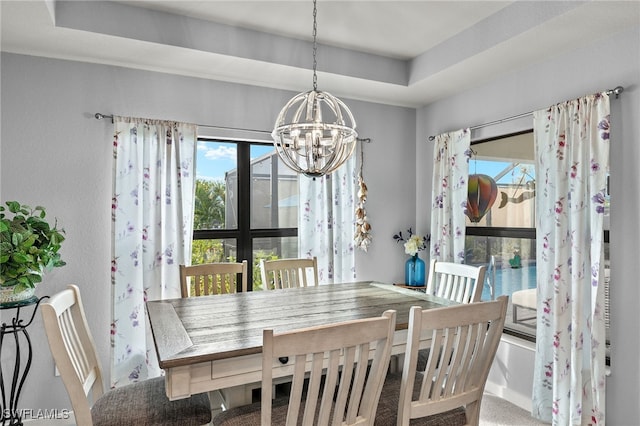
[271,0,358,178]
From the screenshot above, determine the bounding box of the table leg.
[219,385,254,409]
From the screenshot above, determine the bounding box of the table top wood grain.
[147,281,455,369]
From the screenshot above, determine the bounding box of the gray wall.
[417,26,640,422]
[0,53,416,411]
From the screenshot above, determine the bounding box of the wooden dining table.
[146,281,455,407]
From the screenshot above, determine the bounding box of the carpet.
[480,393,550,425]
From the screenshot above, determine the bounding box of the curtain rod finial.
[613,86,624,98]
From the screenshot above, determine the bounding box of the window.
[193,139,299,290]
[465,131,610,344]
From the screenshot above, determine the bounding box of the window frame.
[466,131,610,348]
[193,138,297,290]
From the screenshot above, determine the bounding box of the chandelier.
[271,0,358,178]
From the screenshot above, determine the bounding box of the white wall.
[417,26,640,422]
[0,53,416,411]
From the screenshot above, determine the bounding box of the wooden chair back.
[259,257,319,290]
[180,261,248,298]
[41,285,106,425]
[397,296,508,425]
[261,310,397,425]
[425,259,486,303]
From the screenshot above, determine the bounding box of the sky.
[473,160,535,185]
[195,140,535,185]
[196,141,274,181]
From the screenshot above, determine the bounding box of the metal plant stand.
[0,296,47,426]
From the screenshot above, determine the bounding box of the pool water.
[481,264,537,301]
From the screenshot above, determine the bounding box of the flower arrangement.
[393,228,429,258]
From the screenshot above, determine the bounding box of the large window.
[466,131,610,343]
[192,139,299,290]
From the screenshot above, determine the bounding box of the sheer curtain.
[298,155,356,284]
[532,93,610,424]
[110,117,197,387]
[429,129,471,263]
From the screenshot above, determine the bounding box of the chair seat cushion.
[92,377,211,426]
[375,373,467,426]
[213,397,288,426]
[512,288,536,309]
[214,392,342,426]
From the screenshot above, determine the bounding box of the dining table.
[146,281,455,407]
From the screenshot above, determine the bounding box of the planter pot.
[0,286,36,305]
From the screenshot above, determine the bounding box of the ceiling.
[1,1,639,107]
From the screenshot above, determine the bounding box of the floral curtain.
[429,129,471,263]
[532,93,610,424]
[299,155,356,284]
[111,117,197,387]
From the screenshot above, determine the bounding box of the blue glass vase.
[405,255,426,286]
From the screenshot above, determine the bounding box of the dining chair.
[375,296,508,426]
[425,259,486,304]
[212,309,397,425]
[180,261,248,298]
[409,260,487,372]
[259,256,319,290]
[41,285,212,426]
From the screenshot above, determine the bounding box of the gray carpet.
[480,394,549,426]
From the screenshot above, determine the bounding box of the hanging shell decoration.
[354,173,372,252]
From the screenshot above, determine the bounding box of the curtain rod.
[94,113,372,143]
[94,113,272,135]
[427,85,624,141]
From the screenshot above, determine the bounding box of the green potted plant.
[0,201,66,304]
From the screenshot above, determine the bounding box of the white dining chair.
[376,296,508,426]
[41,285,211,426]
[212,309,397,425]
[259,257,319,290]
[425,259,486,304]
[409,259,487,372]
[180,261,248,298]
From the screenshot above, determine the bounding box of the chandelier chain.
[271,0,358,178]
[312,0,318,91]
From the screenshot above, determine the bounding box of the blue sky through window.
[472,160,535,185]
[196,141,273,181]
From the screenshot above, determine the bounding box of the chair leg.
[466,400,481,426]
[388,354,399,374]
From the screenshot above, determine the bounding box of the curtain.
[532,93,610,424]
[110,116,197,387]
[429,129,471,263]
[299,155,356,284]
